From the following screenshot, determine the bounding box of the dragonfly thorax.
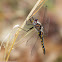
[33,20,42,32]
[40,26,44,32]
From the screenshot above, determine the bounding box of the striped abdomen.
[38,31,45,55]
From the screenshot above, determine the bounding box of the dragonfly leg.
[26,17,35,25]
[18,26,34,32]
[27,27,34,32]
[18,27,28,32]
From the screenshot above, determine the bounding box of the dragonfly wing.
[43,17,50,36]
[42,6,50,36]
[31,35,41,55]
[26,29,38,46]
[26,29,41,55]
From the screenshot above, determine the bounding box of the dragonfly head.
[35,19,38,21]
[34,19,38,24]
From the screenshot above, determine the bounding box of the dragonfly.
[27,17,45,55]
[23,6,50,55]
[12,6,50,55]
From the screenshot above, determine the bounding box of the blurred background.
[0,0,62,62]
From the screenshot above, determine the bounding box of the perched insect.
[26,17,45,54]
[25,6,50,55]
[18,6,50,55]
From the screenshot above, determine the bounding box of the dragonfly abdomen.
[38,31,45,55]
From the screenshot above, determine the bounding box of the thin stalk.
[6,31,19,62]
[5,0,46,62]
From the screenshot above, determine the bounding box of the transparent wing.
[42,6,50,36]
[12,28,35,49]
[26,29,41,55]
[43,17,50,36]
[31,35,41,55]
[13,21,34,46]
[3,16,34,48]
[26,29,38,46]
[4,24,34,49]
